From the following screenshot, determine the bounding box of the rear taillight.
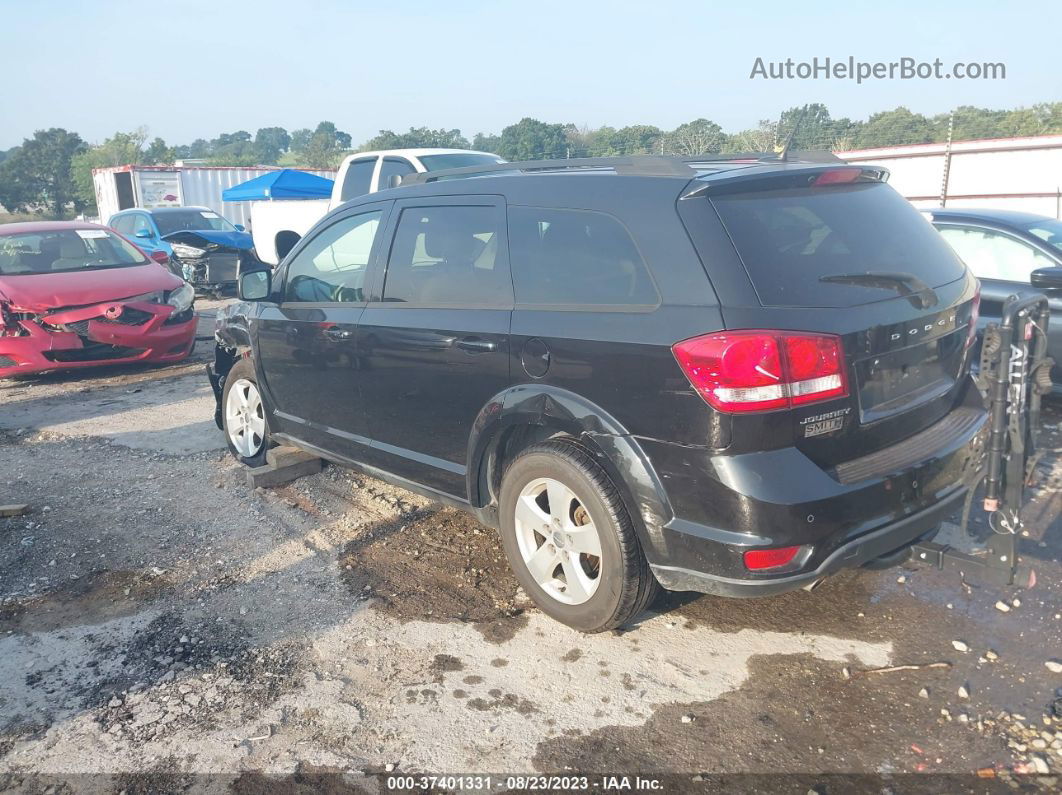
[744,545,802,570]
[150,250,169,266]
[966,286,981,349]
[672,331,847,413]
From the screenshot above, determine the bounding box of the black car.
[927,208,1062,390]
[209,155,985,632]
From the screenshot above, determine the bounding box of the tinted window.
[937,225,1056,282]
[378,158,416,189]
[1022,218,1062,257]
[132,214,154,237]
[111,214,134,235]
[508,207,657,306]
[284,210,382,303]
[710,182,966,307]
[340,159,376,201]
[0,229,147,275]
[383,205,510,305]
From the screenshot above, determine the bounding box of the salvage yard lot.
[1,301,1061,789]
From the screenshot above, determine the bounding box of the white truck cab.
[251,148,504,265]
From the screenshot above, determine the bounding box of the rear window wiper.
[818,270,938,309]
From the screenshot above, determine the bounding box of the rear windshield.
[154,209,235,237]
[0,229,148,275]
[711,182,966,307]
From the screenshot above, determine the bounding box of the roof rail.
[400,151,846,186]
[401,156,697,185]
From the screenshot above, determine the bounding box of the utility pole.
[940,111,955,207]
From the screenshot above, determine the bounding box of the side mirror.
[135,228,152,239]
[387,174,403,189]
[239,269,271,301]
[1030,266,1062,290]
[234,224,245,232]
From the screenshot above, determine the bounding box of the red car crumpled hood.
[0,263,182,311]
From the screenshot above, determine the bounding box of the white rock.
[958,684,970,699]
[995,600,1011,613]
[919,688,930,698]
[1046,660,1062,673]
[952,640,970,653]
[681,714,695,724]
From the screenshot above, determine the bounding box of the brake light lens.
[966,286,981,349]
[150,250,170,266]
[673,331,847,413]
[744,545,802,570]
[813,167,863,186]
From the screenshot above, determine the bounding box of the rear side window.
[710,182,966,307]
[508,207,657,307]
[340,158,376,201]
[382,205,511,306]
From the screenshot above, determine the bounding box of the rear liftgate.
[911,294,1054,586]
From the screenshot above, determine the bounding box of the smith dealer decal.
[799,407,851,438]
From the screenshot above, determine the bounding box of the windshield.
[0,229,148,275]
[1023,218,1062,256]
[710,182,966,307]
[418,153,505,171]
[154,209,236,237]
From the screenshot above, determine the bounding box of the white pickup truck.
[250,148,504,265]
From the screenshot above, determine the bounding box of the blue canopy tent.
[222,169,334,201]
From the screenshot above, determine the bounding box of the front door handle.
[323,326,354,341]
[456,337,498,353]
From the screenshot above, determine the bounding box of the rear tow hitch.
[910,293,1054,587]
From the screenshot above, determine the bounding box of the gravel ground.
[1,301,1060,792]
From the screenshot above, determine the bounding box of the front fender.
[467,384,676,564]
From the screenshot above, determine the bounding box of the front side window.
[508,206,657,306]
[340,159,377,201]
[377,158,416,190]
[111,214,134,235]
[132,214,154,237]
[382,205,510,305]
[1022,218,1062,258]
[284,210,382,303]
[0,229,148,275]
[936,225,1056,283]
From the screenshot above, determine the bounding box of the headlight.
[171,243,206,259]
[165,282,194,314]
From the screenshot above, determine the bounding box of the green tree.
[472,132,502,154]
[253,126,291,163]
[660,118,724,155]
[297,122,352,169]
[361,127,470,151]
[70,129,151,214]
[494,118,569,160]
[289,128,313,154]
[143,137,174,165]
[0,129,86,218]
[853,107,935,148]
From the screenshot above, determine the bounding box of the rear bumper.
[651,488,962,596]
[0,302,196,378]
[639,401,988,596]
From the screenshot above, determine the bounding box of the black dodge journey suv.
[209,154,985,632]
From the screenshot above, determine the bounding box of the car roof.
[0,220,110,236]
[928,207,1056,226]
[347,148,501,161]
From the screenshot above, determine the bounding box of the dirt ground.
[1,300,1061,792]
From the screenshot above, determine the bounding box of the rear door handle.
[456,337,498,353]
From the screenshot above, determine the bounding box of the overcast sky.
[2,0,1059,149]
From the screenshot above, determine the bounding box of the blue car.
[108,206,255,292]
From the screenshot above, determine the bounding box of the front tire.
[221,358,270,466]
[498,440,659,633]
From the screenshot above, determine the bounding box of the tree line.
[2,101,1060,219]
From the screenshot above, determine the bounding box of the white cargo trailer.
[837,134,1062,218]
[91,165,337,228]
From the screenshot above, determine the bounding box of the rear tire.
[498,440,659,633]
[221,358,270,467]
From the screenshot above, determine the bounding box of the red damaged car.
[0,221,196,378]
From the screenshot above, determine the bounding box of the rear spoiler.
[681,164,889,199]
